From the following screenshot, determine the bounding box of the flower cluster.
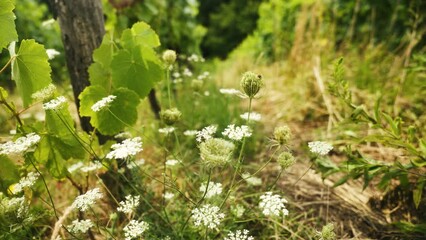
[219,88,243,97]
[91,95,116,112]
[43,96,67,110]
[196,125,217,142]
[127,159,145,169]
[191,204,225,229]
[166,159,180,167]
[222,124,252,141]
[68,219,93,234]
[242,173,262,186]
[240,112,261,122]
[123,220,149,240]
[72,188,103,212]
[11,172,40,194]
[224,229,254,240]
[316,223,336,240]
[0,133,41,155]
[259,192,289,217]
[106,137,143,159]
[2,196,28,218]
[46,49,60,60]
[183,130,198,136]
[158,127,175,135]
[199,138,235,168]
[31,84,56,101]
[308,141,333,156]
[117,195,140,214]
[273,125,291,145]
[277,151,296,170]
[199,182,223,199]
[81,161,103,173]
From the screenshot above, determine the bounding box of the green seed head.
[160,108,182,125]
[273,125,292,145]
[240,71,263,98]
[191,79,203,92]
[277,151,296,170]
[319,223,336,240]
[162,49,177,66]
[199,138,235,168]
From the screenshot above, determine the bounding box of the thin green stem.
[220,98,253,209]
[166,67,172,108]
[0,56,14,75]
[28,154,59,220]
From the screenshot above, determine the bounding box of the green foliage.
[321,58,426,208]
[0,0,18,49]
[10,39,52,107]
[0,155,19,192]
[79,86,140,135]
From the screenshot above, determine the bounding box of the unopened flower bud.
[277,151,295,170]
[162,50,177,66]
[240,71,263,98]
[199,138,235,168]
[160,108,182,125]
[191,79,203,92]
[273,125,291,145]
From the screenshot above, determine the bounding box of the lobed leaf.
[0,0,18,49]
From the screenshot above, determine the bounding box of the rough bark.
[49,0,105,133]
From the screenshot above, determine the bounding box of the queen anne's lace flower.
[219,88,242,96]
[163,192,175,200]
[308,141,333,156]
[68,162,84,173]
[43,96,67,110]
[242,173,262,186]
[222,124,252,141]
[31,84,56,101]
[11,172,40,194]
[117,195,140,214]
[240,112,261,122]
[123,220,149,240]
[72,188,103,212]
[0,133,41,155]
[127,159,145,169]
[166,159,180,166]
[224,229,254,240]
[81,161,103,173]
[68,219,93,234]
[259,192,289,217]
[158,127,175,134]
[192,204,225,229]
[199,182,222,199]
[91,95,116,112]
[46,49,60,60]
[196,125,217,142]
[183,130,198,136]
[106,137,143,159]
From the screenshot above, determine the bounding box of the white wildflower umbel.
[123,220,149,240]
[308,141,333,156]
[184,130,198,136]
[224,229,254,240]
[43,96,67,110]
[0,133,41,155]
[11,172,40,194]
[259,192,289,217]
[158,127,175,135]
[219,88,244,97]
[91,95,116,112]
[196,125,217,142]
[166,159,180,167]
[242,173,262,186]
[240,112,261,122]
[46,49,60,60]
[106,137,143,159]
[68,219,94,234]
[199,182,222,199]
[31,84,56,101]
[191,204,225,229]
[117,195,140,214]
[71,188,103,212]
[199,138,235,168]
[222,124,252,141]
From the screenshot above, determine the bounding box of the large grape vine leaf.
[111,45,164,98]
[11,39,52,107]
[79,86,140,135]
[88,35,116,89]
[0,0,18,49]
[120,21,160,49]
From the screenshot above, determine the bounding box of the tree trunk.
[49,0,105,133]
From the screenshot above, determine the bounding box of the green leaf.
[120,21,160,49]
[11,39,52,106]
[0,0,18,49]
[0,86,9,99]
[88,62,111,90]
[413,178,425,209]
[88,34,116,89]
[79,86,140,135]
[0,155,19,192]
[111,46,164,98]
[45,104,87,160]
